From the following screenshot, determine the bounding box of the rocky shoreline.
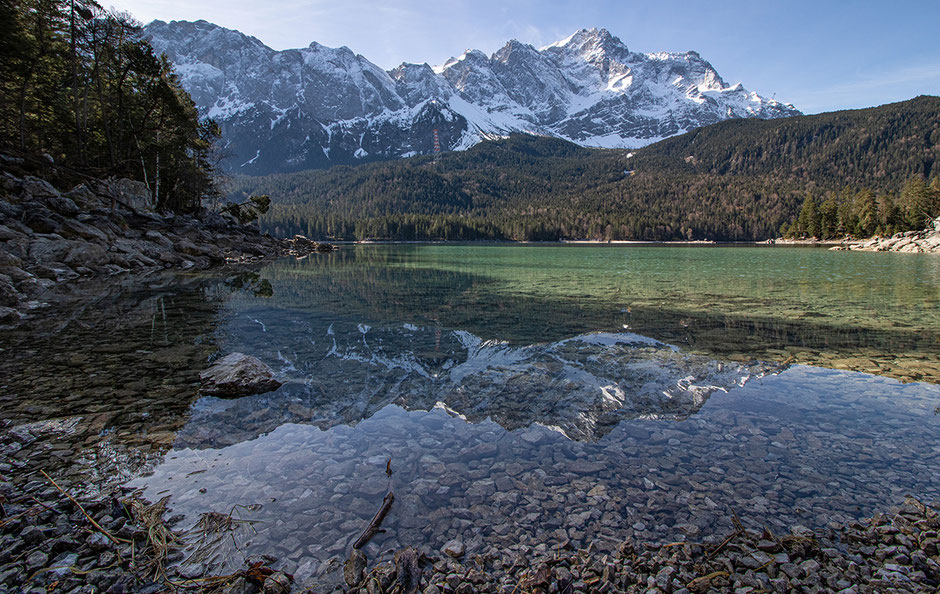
[0,164,333,328]
[765,216,940,253]
[829,217,940,253]
[1,472,937,593]
[840,217,940,253]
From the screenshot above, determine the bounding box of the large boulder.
[0,305,23,325]
[0,279,21,307]
[200,353,282,397]
[0,224,25,241]
[58,219,109,242]
[62,242,109,268]
[107,178,152,212]
[31,237,106,263]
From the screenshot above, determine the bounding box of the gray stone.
[20,525,46,545]
[46,195,81,217]
[48,553,79,577]
[22,176,60,198]
[443,538,465,559]
[107,178,152,212]
[64,184,104,209]
[62,242,109,268]
[0,250,24,268]
[200,352,282,397]
[0,280,21,307]
[176,562,205,579]
[0,306,22,324]
[24,212,60,234]
[144,230,173,248]
[25,550,48,572]
[262,571,292,594]
[779,562,802,579]
[0,224,21,241]
[86,532,110,551]
[59,220,108,242]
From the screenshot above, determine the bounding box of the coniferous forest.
[0,0,219,212]
[228,96,940,241]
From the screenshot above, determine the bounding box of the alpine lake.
[1,244,938,588]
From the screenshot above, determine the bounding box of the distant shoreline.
[341,238,826,246]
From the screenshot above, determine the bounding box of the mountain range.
[229,96,940,242]
[144,21,800,175]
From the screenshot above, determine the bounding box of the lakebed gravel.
[1,474,937,593]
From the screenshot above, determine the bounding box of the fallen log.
[353,490,395,549]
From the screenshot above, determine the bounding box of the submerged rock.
[199,353,282,397]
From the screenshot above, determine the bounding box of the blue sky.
[112,0,940,114]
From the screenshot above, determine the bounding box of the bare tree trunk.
[70,0,83,163]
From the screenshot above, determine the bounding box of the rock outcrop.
[0,163,333,327]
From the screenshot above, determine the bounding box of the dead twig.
[126,495,177,583]
[687,570,729,591]
[353,490,395,549]
[40,470,130,545]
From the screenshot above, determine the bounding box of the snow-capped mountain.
[145,21,800,175]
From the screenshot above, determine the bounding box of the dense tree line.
[785,177,940,239]
[0,0,219,212]
[229,97,940,241]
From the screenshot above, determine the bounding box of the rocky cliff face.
[145,22,800,174]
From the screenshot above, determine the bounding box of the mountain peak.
[493,38,540,63]
[543,27,623,51]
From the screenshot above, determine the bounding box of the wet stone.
[25,550,48,572]
[443,539,465,559]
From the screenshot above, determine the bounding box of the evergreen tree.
[854,189,879,237]
[900,177,932,229]
[795,193,820,238]
[0,0,218,213]
[818,194,840,238]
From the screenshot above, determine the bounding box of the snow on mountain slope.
[145,22,800,174]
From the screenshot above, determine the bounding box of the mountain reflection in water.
[178,323,780,448]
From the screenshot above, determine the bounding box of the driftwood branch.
[40,470,130,545]
[353,491,395,549]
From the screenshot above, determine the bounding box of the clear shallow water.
[1,245,939,587]
[130,367,938,586]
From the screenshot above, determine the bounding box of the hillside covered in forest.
[229,96,940,241]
